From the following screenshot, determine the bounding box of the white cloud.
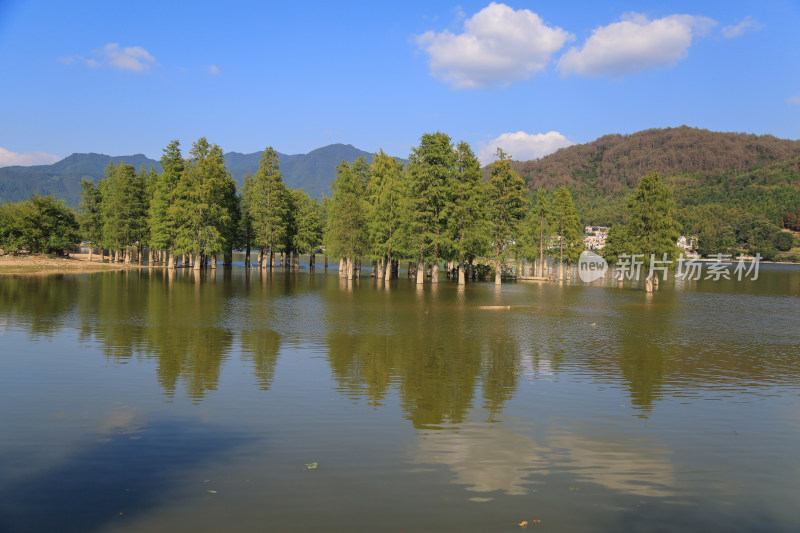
[415,2,573,89]
[208,64,220,75]
[478,131,573,165]
[61,43,156,73]
[98,43,156,72]
[0,148,62,167]
[557,13,716,78]
[788,96,800,106]
[721,16,763,38]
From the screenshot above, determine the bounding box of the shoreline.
[0,253,156,275]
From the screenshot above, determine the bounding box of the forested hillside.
[516,126,800,233]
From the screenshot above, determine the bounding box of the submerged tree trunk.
[494,257,502,285]
[416,257,425,285]
[458,261,466,285]
[324,255,328,269]
[269,250,275,269]
[339,257,345,278]
[431,260,439,283]
[310,253,315,270]
[211,254,217,270]
[168,251,176,269]
[559,244,564,281]
[408,261,416,279]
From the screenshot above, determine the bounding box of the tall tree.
[550,186,582,280]
[366,150,405,280]
[405,132,456,284]
[245,147,289,268]
[527,187,551,278]
[292,189,323,269]
[485,148,529,285]
[172,138,237,269]
[604,172,681,290]
[78,179,103,261]
[150,140,184,268]
[324,159,369,278]
[449,141,489,284]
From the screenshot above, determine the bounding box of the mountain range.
[0,143,377,206]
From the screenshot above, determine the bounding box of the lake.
[1,262,799,532]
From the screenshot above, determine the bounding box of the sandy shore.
[0,253,151,275]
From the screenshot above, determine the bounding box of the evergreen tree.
[172,138,237,269]
[292,189,323,268]
[149,140,184,267]
[405,132,456,283]
[485,148,529,285]
[366,150,405,280]
[550,186,583,280]
[324,159,369,278]
[245,147,289,268]
[525,187,551,277]
[449,141,489,284]
[78,179,103,261]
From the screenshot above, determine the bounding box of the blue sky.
[1,0,798,166]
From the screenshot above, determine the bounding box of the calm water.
[1,262,799,532]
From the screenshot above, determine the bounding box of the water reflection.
[1,267,799,412]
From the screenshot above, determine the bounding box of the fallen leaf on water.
[208,490,217,494]
[518,521,528,527]
[304,462,318,470]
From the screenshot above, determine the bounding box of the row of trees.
[6,132,702,285]
[72,132,588,285]
[323,132,584,285]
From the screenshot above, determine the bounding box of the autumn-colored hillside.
[515,126,800,228]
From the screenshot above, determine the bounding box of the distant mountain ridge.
[0,143,379,206]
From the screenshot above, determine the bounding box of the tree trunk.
[294,251,300,270]
[408,261,416,279]
[355,258,361,279]
[310,253,315,270]
[168,252,176,269]
[539,214,545,278]
[269,250,275,269]
[383,255,392,282]
[559,244,564,281]
[458,261,466,285]
[211,254,217,270]
[339,257,345,278]
[469,258,475,281]
[431,260,439,283]
[88,246,94,262]
[416,258,425,285]
[495,258,502,285]
[324,255,328,269]
[372,260,379,279]
[193,253,201,271]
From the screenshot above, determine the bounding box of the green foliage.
[324,159,369,260]
[775,231,794,252]
[485,148,529,263]
[0,195,80,255]
[550,186,583,265]
[366,150,406,260]
[100,161,149,252]
[244,147,289,255]
[172,138,237,257]
[149,140,184,252]
[605,172,681,265]
[405,132,456,262]
[449,141,489,263]
[78,179,103,246]
[291,189,323,254]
